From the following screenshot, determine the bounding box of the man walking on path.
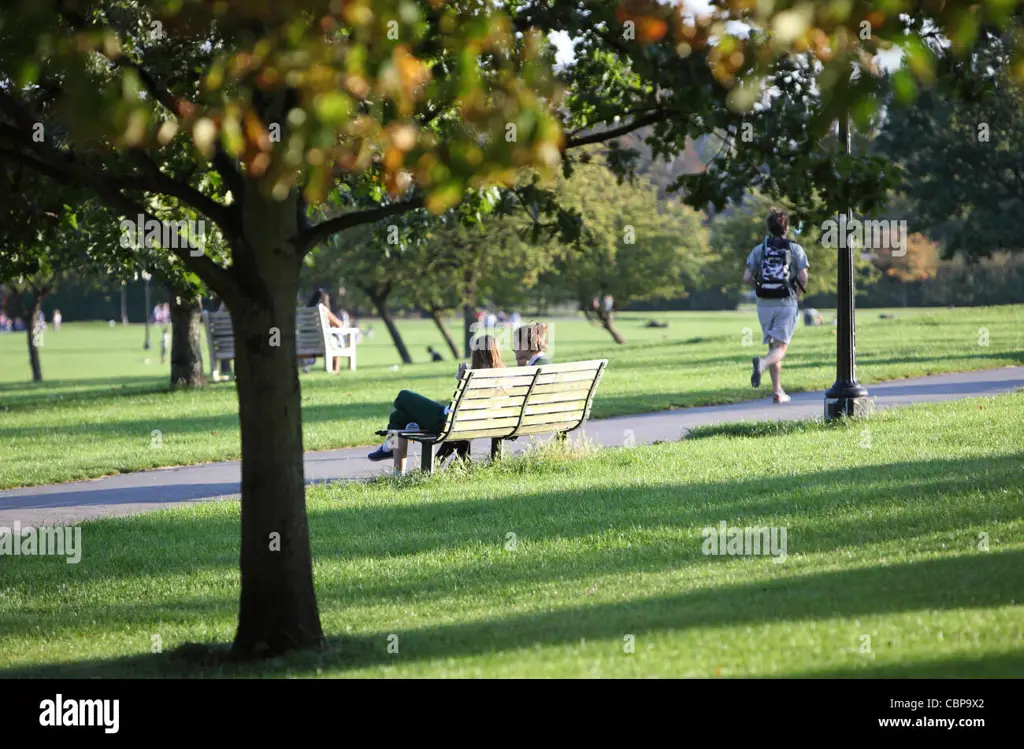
[743,207,809,404]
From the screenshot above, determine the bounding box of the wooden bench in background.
[201,304,358,379]
[380,359,608,473]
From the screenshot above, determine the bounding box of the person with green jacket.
[368,335,505,462]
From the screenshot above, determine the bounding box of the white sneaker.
[773,391,791,404]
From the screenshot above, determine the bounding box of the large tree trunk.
[169,294,206,389]
[27,292,44,382]
[430,308,460,359]
[371,293,413,364]
[229,190,324,659]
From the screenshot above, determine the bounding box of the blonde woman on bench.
[512,321,552,366]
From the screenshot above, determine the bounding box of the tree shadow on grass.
[0,449,1020,647]
[0,400,388,443]
[789,650,1024,678]
[0,377,169,409]
[2,452,1019,590]
[685,419,833,441]
[2,549,1020,678]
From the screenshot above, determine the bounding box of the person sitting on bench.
[368,335,505,463]
[513,321,552,366]
[308,288,348,373]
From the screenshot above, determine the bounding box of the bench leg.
[555,431,568,445]
[490,438,503,462]
[393,436,409,474]
[349,351,356,370]
[421,442,434,474]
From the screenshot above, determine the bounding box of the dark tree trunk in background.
[169,295,206,389]
[229,188,324,659]
[462,303,475,358]
[462,267,479,358]
[369,291,413,364]
[430,308,460,359]
[595,305,626,345]
[27,292,45,382]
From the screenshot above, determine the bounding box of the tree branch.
[88,181,239,303]
[127,149,242,243]
[100,48,247,200]
[1,139,237,302]
[297,195,425,255]
[564,111,667,150]
[1,87,244,275]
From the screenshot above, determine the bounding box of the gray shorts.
[757,305,798,345]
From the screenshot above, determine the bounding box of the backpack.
[755,236,795,299]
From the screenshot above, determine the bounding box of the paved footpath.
[2,366,1021,528]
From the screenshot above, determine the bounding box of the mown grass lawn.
[0,306,1021,490]
[1,393,1021,678]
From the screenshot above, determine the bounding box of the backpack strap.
[755,237,768,284]
[782,238,807,294]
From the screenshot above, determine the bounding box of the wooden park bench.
[201,304,358,379]
[379,359,608,473]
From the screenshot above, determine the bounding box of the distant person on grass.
[743,207,809,404]
[160,327,170,364]
[803,307,823,326]
[368,334,505,463]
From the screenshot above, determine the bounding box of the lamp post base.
[824,395,871,420]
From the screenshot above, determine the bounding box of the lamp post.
[824,112,869,419]
[120,281,128,326]
[141,270,152,350]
